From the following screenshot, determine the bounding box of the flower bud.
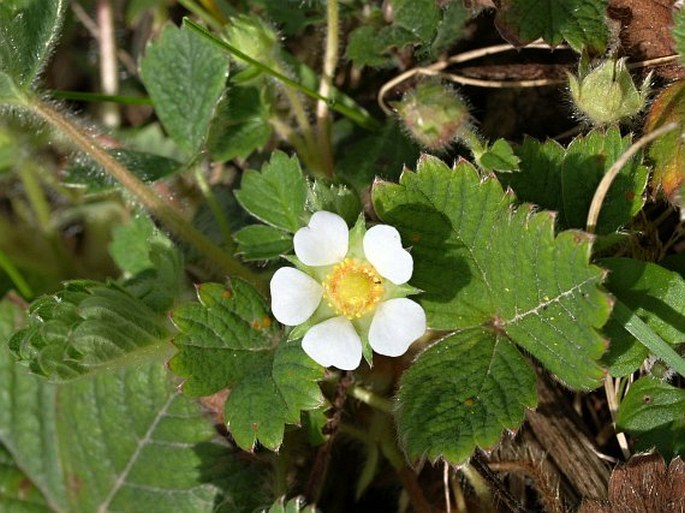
[225,14,279,69]
[393,81,471,151]
[568,57,649,125]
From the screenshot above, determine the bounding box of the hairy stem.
[27,97,262,286]
[315,0,339,178]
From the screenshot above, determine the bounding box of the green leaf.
[494,0,608,53]
[140,21,228,156]
[431,0,469,55]
[234,150,309,232]
[501,128,648,235]
[0,71,24,104]
[207,85,272,162]
[617,377,685,459]
[306,180,362,226]
[373,155,610,390]
[8,280,170,380]
[0,0,66,88]
[398,329,537,463]
[602,258,685,376]
[169,281,324,451]
[109,216,185,313]
[1,298,265,513]
[0,444,51,513]
[64,149,182,193]
[392,0,441,43]
[346,25,416,68]
[234,225,293,261]
[336,120,420,191]
[477,138,521,173]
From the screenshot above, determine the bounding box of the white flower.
[270,211,426,370]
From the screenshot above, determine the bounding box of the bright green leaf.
[234,225,293,261]
[602,258,685,376]
[140,21,228,156]
[477,138,520,173]
[234,150,308,232]
[494,0,608,53]
[0,0,66,88]
[398,329,537,463]
[8,280,170,380]
[64,149,182,193]
[501,128,648,235]
[208,85,272,162]
[617,377,685,459]
[373,155,611,390]
[109,216,185,313]
[169,281,324,451]
[306,180,362,226]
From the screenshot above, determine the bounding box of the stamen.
[322,258,384,319]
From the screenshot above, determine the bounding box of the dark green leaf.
[170,281,324,451]
[64,149,182,193]
[208,85,272,162]
[8,280,170,380]
[346,25,416,68]
[373,155,611,389]
[263,496,319,513]
[234,225,293,261]
[602,258,685,376]
[392,0,441,43]
[140,21,228,156]
[494,0,608,53]
[431,0,469,55]
[234,150,308,232]
[501,128,648,235]
[617,377,685,459]
[0,0,66,88]
[398,329,537,463]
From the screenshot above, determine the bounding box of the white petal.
[294,211,349,266]
[270,267,323,326]
[363,224,413,284]
[369,298,426,357]
[301,316,362,370]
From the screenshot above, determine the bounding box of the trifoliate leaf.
[494,0,608,53]
[234,150,309,232]
[373,155,610,463]
[140,21,228,157]
[64,149,182,194]
[373,155,610,389]
[109,215,185,313]
[477,138,520,173]
[8,280,170,380]
[0,324,266,513]
[207,85,272,162]
[601,258,685,376]
[617,377,685,459]
[397,329,537,462]
[501,128,648,235]
[169,281,324,451]
[234,225,293,261]
[0,0,66,89]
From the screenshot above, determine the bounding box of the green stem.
[27,97,264,288]
[183,18,379,131]
[0,249,33,298]
[348,385,394,414]
[315,0,340,178]
[177,0,223,31]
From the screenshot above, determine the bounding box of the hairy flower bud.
[568,57,649,125]
[393,81,471,151]
[225,14,279,69]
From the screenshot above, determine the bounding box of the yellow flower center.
[323,258,384,319]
